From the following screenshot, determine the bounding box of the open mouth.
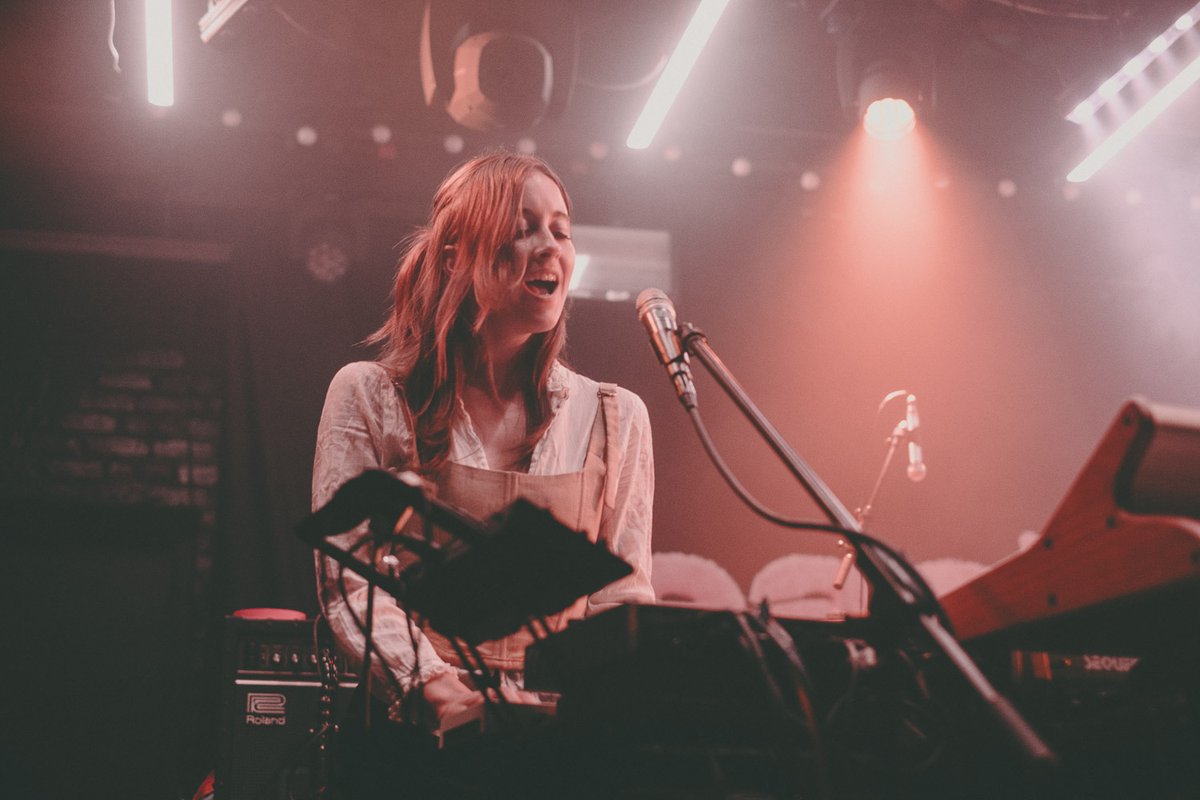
[525,276,560,296]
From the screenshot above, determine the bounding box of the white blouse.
[312,360,655,702]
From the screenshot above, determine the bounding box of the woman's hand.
[420,670,483,725]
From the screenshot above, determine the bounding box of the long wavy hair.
[367,152,572,472]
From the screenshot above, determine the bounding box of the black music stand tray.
[404,498,632,644]
[298,469,633,645]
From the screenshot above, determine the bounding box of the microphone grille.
[636,287,672,316]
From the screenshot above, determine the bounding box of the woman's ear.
[442,244,455,268]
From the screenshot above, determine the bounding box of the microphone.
[636,288,698,410]
[905,394,927,482]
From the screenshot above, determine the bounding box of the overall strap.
[595,383,621,509]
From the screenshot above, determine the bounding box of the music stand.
[297,469,632,645]
[404,498,633,644]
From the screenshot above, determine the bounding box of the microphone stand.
[838,418,909,589]
[677,323,1057,770]
[856,419,908,531]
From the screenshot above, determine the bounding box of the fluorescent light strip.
[626,0,731,150]
[1067,50,1200,182]
[145,0,174,107]
[568,253,590,292]
[1066,1,1200,124]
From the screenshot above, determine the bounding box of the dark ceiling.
[3,0,1199,241]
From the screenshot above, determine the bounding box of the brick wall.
[4,344,223,583]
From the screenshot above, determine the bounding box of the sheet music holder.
[405,498,632,644]
[297,469,633,644]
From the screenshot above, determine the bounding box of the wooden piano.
[938,397,1200,798]
[940,396,1200,652]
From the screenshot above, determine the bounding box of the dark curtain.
[215,224,393,616]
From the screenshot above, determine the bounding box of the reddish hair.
[368,152,572,472]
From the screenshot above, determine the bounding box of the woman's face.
[484,170,575,347]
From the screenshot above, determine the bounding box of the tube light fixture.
[1067,49,1200,182]
[1066,2,1200,124]
[626,0,731,150]
[145,0,174,107]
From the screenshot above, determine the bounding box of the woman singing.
[312,151,655,744]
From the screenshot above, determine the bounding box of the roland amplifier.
[216,616,358,800]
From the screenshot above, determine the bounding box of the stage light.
[306,239,351,284]
[568,253,590,292]
[291,214,363,284]
[833,2,937,141]
[1066,1,1200,124]
[516,137,537,154]
[862,97,916,141]
[855,59,923,141]
[626,0,731,150]
[997,179,1017,198]
[443,133,465,154]
[420,1,577,132]
[296,126,318,146]
[198,0,253,44]
[1067,50,1200,182]
[800,170,821,191]
[221,108,242,127]
[731,157,752,177]
[371,125,392,145]
[145,0,174,107]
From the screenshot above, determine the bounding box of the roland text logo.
[245,692,287,726]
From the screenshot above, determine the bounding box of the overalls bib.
[408,383,620,672]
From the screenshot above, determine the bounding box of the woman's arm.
[588,388,656,613]
[313,362,469,716]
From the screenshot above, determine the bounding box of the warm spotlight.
[862,97,916,141]
[834,3,938,140]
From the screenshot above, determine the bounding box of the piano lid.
[939,397,1200,648]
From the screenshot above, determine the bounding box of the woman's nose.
[532,229,562,257]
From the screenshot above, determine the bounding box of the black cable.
[684,399,950,626]
[330,533,408,702]
[686,401,930,565]
[733,612,833,800]
[446,637,518,731]
[685,404,848,533]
